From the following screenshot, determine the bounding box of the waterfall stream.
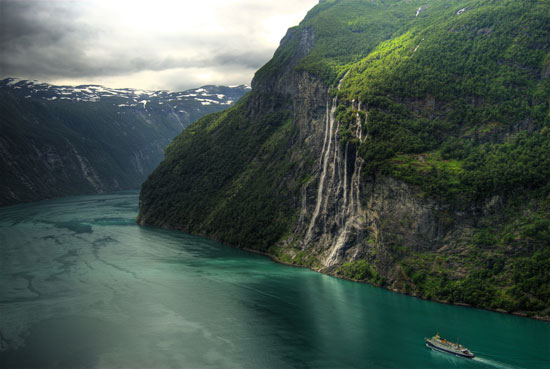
[301,77,366,267]
[305,98,337,242]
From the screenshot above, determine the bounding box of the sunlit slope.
[139,0,550,319]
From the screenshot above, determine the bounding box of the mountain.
[138,0,550,319]
[0,78,250,206]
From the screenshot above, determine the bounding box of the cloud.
[0,0,318,90]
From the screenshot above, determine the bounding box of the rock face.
[139,23,453,288]
[137,26,331,245]
[276,75,450,288]
[139,0,550,319]
[290,89,368,267]
[0,79,250,206]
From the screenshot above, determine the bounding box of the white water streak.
[305,101,334,242]
[325,104,365,266]
[304,71,367,265]
[342,141,349,228]
[306,73,350,242]
[472,356,518,369]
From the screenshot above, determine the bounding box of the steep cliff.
[139,0,550,319]
[0,79,249,206]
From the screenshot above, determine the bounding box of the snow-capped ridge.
[1,78,251,112]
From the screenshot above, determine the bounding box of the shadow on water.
[92,217,136,226]
[224,268,548,369]
[0,316,117,369]
[50,221,93,234]
[1,191,549,369]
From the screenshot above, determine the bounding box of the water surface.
[0,192,548,368]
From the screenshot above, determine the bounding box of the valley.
[0,78,249,206]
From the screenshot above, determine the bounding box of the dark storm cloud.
[0,0,317,89]
[0,1,89,77]
[0,0,272,80]
[0,1,77,45]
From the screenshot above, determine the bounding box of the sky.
[0,0,318,91]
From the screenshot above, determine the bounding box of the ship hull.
[425,340,474,358]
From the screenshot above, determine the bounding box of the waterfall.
[299,82,364,266]
[305,98,337,242]
[342,141,349,228]
[325,104,365,266]
[300,72,366,267]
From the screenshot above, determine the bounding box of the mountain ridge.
[0,78,250,206]
[1,77,249,117]
[138,0,550,320]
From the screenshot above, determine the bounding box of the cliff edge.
[139,0,550,320]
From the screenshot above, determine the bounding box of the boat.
[425,333,474,358]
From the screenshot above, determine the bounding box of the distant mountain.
[1,78,250,123]
[0,78,250,206]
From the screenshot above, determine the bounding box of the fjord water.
[0,192,548,369]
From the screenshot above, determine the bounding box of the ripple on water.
[0,191,549,369]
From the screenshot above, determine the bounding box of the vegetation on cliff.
[139,95,301,249]
[139,0,550,319]
[331,0,550,316]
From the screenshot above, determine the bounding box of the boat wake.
[472,355,520,369]
[427,345,519,369]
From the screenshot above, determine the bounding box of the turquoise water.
[0,192,548,368]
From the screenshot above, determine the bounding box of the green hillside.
[139,0,550,319]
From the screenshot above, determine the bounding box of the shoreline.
[140,222,550,323]
[244,248,550,323]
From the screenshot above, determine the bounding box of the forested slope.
[139,0,550,319]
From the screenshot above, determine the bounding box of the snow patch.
[132,89,150,96]
[3,78,248,106]
[5,78,22,86]
[196,98,220,104]
[73,88,93,94]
